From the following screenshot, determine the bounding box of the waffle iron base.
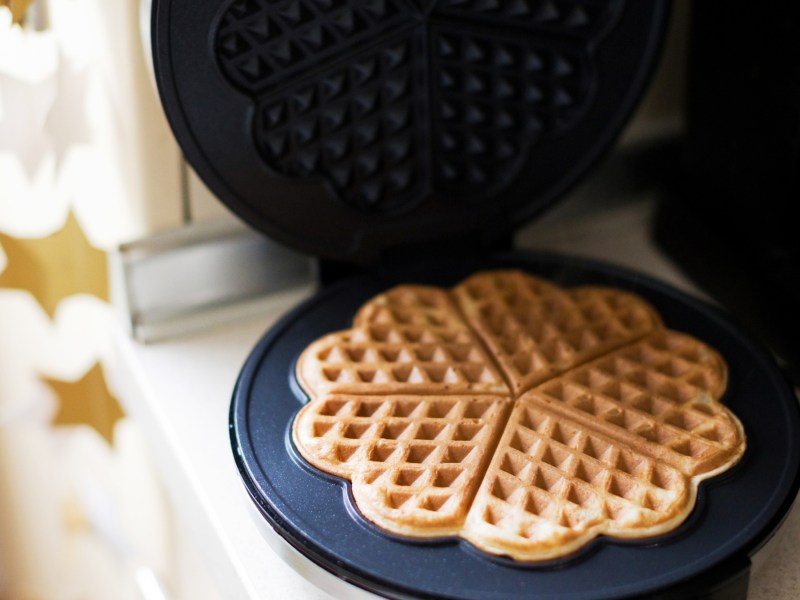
[230,252,800,600]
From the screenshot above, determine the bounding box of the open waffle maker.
[151,1,800,598]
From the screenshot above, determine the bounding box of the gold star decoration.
[1,0,35,24]
[45,363,125,446]
[0,211,109,318]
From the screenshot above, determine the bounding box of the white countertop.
[110,197,800,600]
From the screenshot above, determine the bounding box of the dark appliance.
[150,1,800,598]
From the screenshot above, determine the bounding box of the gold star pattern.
[45,363,125,446]
[1,0,34,24]
[0,211,109,318]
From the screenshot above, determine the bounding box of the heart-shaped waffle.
[293,270,746,561]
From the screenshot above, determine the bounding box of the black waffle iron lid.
[152,1,668,262]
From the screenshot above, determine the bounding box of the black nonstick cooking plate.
[152,0,668,263]
[230,253,800,600]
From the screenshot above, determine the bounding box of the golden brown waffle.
[462,331,745,561]
[293,270,746,561]
[453,270,662,394]
[463,401,692,560]
[297,285,508,396]
[293,394,511,536]
[528,331,740,477]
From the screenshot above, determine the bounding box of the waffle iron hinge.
[314,231,515,287]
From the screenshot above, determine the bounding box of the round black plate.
[230,253,800,600]
[153,0,667,263]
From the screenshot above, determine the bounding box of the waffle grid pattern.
[217,0,413,94]
[531,331,739,476]
[251,31,430,211]
[454,272,659,393]
[214,0,624,212]
[428,22,591,194]
[293,270,746,561]
[298,285,508,395]
[296,394,511,533]
[485,403,685,522]
[433,0,623,37]
[464,400,689,558]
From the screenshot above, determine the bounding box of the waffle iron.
[150,1,800,598]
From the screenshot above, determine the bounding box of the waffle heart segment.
[463,401,692,561]
[528,330,742,478]
[292,270,746,561]
[297,285,509,396]
[453,270,662,394]
[293,394,512,536]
